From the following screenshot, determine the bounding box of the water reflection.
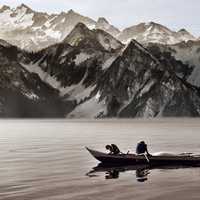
[136,168,150,182]
[87,164,150,182]
[87,164,197,182]
[105,170,119,179]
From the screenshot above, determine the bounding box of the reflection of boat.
[86,147,200,166]
[86,163,197,182]
[87,163,149,176]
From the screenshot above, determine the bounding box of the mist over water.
[0,119,200,200]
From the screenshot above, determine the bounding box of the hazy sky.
[1,0,200,36]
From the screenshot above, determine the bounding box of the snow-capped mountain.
[64,23,124,51]
[0,4,96,51]
[21,24,121,105]
[1,4,200,118]
[118,22,197,45]
[0,4,121,51]
[0,4,198,51]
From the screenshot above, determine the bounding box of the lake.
[0,119,200,200]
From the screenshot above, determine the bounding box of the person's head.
[106,145,112,150]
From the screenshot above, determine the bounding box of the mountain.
[118,22,197,45]
[0,39,74,117]
[68,40,200,118]
[1,4,200,118]
[0,4,96,51]
[1,34,200,118]
[0,4,120,51]
[20,24,122,108]
[0,4,198,51]
[5,24,123,118]
[64,23,124,51]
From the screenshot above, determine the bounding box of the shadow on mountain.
[0,89,75,118]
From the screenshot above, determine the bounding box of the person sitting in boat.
[136,141,150,155]
[105,144,120,155]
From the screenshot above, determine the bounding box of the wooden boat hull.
[86,147,200,166]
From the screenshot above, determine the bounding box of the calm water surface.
[0,119,200,200]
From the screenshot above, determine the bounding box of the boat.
[86,147,200,166]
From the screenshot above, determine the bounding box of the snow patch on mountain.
[0,6,34,30]
[21,61,62,89]
[68,96,106,118]
[102,56,117,70]
[72,86,95,104]
[139,80,155,97]
[44,28,62,39]
[21,61,93,100]
[74,53,93,65]
[23,92,39,100]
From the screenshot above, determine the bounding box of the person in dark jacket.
[105,144,121,155]
[136,141,150,155]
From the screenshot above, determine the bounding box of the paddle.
[144,154,150,163]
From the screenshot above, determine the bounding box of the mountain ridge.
[0,4,200,118]
[0,4,198,51]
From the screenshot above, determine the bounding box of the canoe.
[86,147,200,166]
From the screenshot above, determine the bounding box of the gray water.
[0,119,200,200]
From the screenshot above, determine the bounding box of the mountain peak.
[63,22,94,46]
[178,28,192,35]
[16,3,33,13]
[147,21,168,29]
[177,28,196,41]
[96,17,120,37]
[178,28,187,32]
[74,22,90,31]
[145,21,159,27]
[67,9,76,15]
[17,3,31,10]
[0,5,10,12]
[97,17,109,24]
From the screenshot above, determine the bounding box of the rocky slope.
[146,41,200,87]
[67,40,200,118]
[0,40,74,117]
